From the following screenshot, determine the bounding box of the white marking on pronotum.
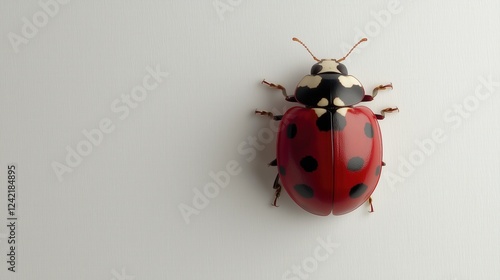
[313,108,327,117]
[317,59,342,74]
[317,98,328,107]
[336,107,349,117]
[298,75,322,88]
[338,75,361,88]
[333,97,345,106]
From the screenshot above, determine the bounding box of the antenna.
[292,37,320,62]
[337,38,367,62]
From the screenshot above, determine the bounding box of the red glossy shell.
[276,106,382,215]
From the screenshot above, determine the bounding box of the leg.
[375,107,399,120]
[368,196,374,213]
[262,80,297,102]
[372,83,393,98]
[255,110,283,120]
[362,83,393,102]
[272,173,282,207]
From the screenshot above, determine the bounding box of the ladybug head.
[311,59,348,75]
[292,38,367,108]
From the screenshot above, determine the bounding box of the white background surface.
[1,1,500,279]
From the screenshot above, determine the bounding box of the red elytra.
[277,106,382,215]
[256,38,397,216]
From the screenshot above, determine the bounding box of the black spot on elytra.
[364,123,373,138]
[279,166,286,175]
[300,156,318,172]
[333,112,346,131]
[294,184,314,198]
[375,165,381,176]
[347,157,364,171]
[316,111,333,131]
[349,183,368,199]
[286,123,297,139]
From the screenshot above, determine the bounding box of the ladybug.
[255,37,398,216]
